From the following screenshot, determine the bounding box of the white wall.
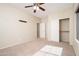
[41,6,74,43]
[40,18,48,39]
[46,16,59,42]
[39,23,45,39]
[45,7,74,43]
[0,4,40,49]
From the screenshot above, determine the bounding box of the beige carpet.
[33,45,63,56]
[0,39,75,56]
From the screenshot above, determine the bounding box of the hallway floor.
[0,39,75,56]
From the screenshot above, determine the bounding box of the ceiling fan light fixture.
[37,6,39,10]
[34,6,37,9]
[34,6,39,10]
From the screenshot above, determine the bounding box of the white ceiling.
[10,3,74,18]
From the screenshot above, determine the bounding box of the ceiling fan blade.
[34,10,36,13]
[25,5,33,8]
[39,3,44,5]
[39,6,45,11]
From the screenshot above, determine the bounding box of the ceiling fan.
[25,3,45,13]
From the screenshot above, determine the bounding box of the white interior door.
[40,23,45,39]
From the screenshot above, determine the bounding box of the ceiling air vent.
[19,20,27,23]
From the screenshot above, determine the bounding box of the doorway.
[59,18,70,43]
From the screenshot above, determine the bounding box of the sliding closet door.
[59,18,69,43]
